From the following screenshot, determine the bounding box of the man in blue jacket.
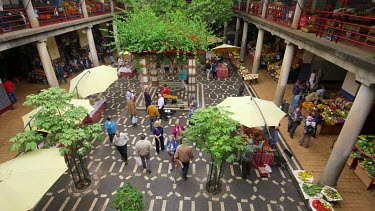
[104,115,117,143]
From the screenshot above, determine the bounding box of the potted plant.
[183,106,245,194]
[110,182,144,211]
[9,87,103,190]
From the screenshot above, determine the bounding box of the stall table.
[251,152,274,168]
[82,97,106,123]
[217,63,228,78]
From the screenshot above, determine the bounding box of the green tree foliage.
[183,106,245,165]
[110,182,144,211]
[9,87,103,156]
[110,4,212,57]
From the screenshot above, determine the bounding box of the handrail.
[233,4,375,49]
[34,4,84,26]
[0,8,30,33]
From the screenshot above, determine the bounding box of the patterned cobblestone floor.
[32,70,307,211]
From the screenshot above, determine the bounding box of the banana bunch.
[298,171,312,181]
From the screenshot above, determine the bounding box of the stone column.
[292,0,304,30]
[86,26,99,67]
[140,57,149,89]
[318,84,375,187]
[188,58,197,99]
[149,59,158,87]
[234,18,241,47]
[261,0,268,19]
[273,41,295,107]
[112,21,120,56]
[110,0,114,13]
[223,21,228,44]
[81,0,89,18]
[36,39,59,87]
[240,21,248,62]
[252,28,264,74]
[22,0,39,28]
[246,0,251,13]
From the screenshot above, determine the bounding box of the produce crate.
[346,155,363,169]
[320,124,343,135]
[354,161,375,190]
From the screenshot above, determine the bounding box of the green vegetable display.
[302,184,322,197]
[322,186,341,200]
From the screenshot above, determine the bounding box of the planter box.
[354,161,375,189]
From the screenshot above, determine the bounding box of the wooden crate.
[354,161,375,189]
[346,156,362,169]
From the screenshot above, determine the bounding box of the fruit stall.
[350,135,375,189]
[238,63,258,85]
[302,95,352,135]
[293,170,343,210]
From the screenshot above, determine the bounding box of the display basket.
[321,186,343,202]
[293,170,314,184]
[309,198,334,211]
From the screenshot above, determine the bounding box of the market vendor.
[305,92,325,103]
[161,84,178,102]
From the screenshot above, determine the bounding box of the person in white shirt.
[118,57,123,67]
[157,93,167,120]
[113,131,129,164]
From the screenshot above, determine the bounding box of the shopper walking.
[58,62,68,84]
[212,61,218,80]
[144,87,152,109]
[172,120,185,140]
[174,138,194,180]
[157,93,167,120]
[241,140,265,179]
[114,131,129,164]
[205,60,212,80]
[2,78,17,106]
[104,115,117,143]
[291,91,302,114]
[153,120,165,154]
[179,67,187,90]
[298,116,316,148]
[147,104,159,132]
[135,134,152,173]
[166,135,179,171]
[127,96,137,126]
[288,108,303,139]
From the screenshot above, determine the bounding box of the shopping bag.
[135,156,142,166]
[175,159,184,170]
[132,116,138,124]
[264,164,272,173]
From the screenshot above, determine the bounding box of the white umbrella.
[0,149,67,211]
[211,44,240,53]
[217,96,286,128]
[69,65,118,98]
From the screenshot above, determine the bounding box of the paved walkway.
[30,70,306,210]
[0,59,374,210]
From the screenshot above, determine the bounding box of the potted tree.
[110,182,144,211]
[183,106,245,194]
[9,87,103,190]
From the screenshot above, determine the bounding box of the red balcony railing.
[265,3,295,27]
[249,2,263,17]
[233,3,375,49]
[34,4,83,26]
[0,8,30,34]
[87,3,111,17]
[301,8,375,48]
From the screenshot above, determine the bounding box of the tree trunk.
[64,143,91,190]
[206,156,224,194]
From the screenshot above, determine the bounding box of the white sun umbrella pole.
[72,70,91,99]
